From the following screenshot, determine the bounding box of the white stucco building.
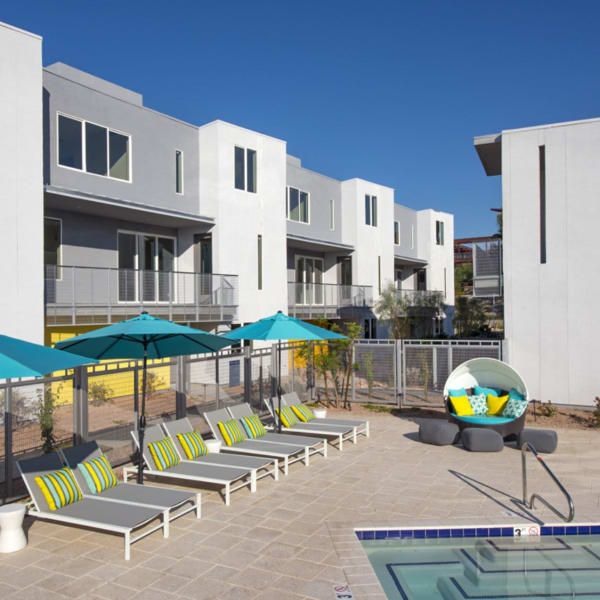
[475,117,600,407]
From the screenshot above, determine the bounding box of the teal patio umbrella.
[0,334,96,378]
[56,312,233,484]
[223,311,347,432]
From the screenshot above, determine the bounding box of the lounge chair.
[263,397,355,451]
[61,441,200,534]
[227,403,327,459]
[162,418,279,484]
[129,425,254,505]
[18,452,165,560]
[283,392,370,441]
[204,408,308,475]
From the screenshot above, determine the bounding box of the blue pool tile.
[541,526,553,536]
[566,526,577,535]
[489,528,502,537]
[553,526,565,536]
[578,526,590,535]
[375,530,386,540]
[501,527,514,537]
[451,529,464,538]
[363,531,374,540]
[355,531,363,540]
[476,528,489,537]
[388,530,400,538]
[400,530,413,539]
[439,529,451,538]
[464,529,476,537]
[414,530,425,539]
[591,526,600,535]
[425,530,438,538]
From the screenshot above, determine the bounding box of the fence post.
[73,368,81,446]
[80,367,89,441]
[243,346,252,404]
[270,343,277,399]
[448,342,453,376]
[351,344,356,405]
[133,363,139,428]
[175,356,186,419]
[215,352,220,409]
[4,380,13,499]
[401,340,407,405]
[258,353,263,412]
[395,340,402,408]
[291,346,295,393]
[432,346,438,390]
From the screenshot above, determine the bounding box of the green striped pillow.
[148,438,180,471]
[217,419,246,446]
[35,468,82,511]
[291,404,315,422]
[240,414,266,439]
[276,406,299,427]
[77,455,118,494]
[176,430,208,459]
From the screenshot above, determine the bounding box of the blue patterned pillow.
[468,393,488,415]
[503,397,527,419]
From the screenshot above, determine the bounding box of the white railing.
[397,289,444,315]
[45,265,238,325]
[287,282,373,318]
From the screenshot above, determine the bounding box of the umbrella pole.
[137,343,148,485]
[277,340,282,434]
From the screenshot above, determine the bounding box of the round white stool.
[205,439,222,454]
[0,504,27,553]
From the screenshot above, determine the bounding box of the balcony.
[287,282,373,319]
[45,265,238,326]
[397,289,445,316]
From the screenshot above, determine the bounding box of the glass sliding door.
[295,257,305,305]
[140,236,156,302]
[157,237,174,302]
[118,233,137,301]
[295,256,324,305]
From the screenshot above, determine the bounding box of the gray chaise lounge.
[130,425,254,505]
[18,452,166,560]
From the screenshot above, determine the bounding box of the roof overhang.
[394,253,428,266]
[45,186,214,229]
[474,133,502,176]
[286,233,354,253]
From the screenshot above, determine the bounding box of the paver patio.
[1,412,598,599]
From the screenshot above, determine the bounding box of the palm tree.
[374,281,410,339]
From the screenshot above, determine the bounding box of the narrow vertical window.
[539,145,546,264]
[394,221,399,245]
[364,319,370,339]
[109,131,129,180]
[58,115,82,169]
[329,199,335,230]
[378,256,381,294]
[411,225,415,249]
[246,148,257,193]
[85,122,108,176]
[234,146,245,190]
[444,267,447,297]
[436,220,445,245]
[371,196,377,226]
[365,195,371,225]
[175,150,183,194]
[257,234,263,290]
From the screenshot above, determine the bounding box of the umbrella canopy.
[223,311,347,342]
[0,334,96,379]
[55,312,233,358]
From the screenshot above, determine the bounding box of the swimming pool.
[360,530,600,599]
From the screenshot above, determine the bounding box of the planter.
[205,439,222,454]
[313,408,327,419]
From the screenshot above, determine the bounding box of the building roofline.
[0,21,42,40]
[198,119,287,145]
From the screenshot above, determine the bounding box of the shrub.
[89,381,114,406]
[539,400,557,418]
[591,397,600,428]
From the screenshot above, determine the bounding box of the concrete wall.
[43,64,200,216]
[393,203,419,259]
[501,118,600,406]
[0,23,43,343]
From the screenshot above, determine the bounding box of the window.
[378,256,381,294]
[329,199,335,230]
[411,225,415,249]
[539,145,546,264]
[234,146,257,192]
[295,256,323,304]
[365,195,377,226]
[57,113,130,181]
[436,220,445,245]
[175,150,183,194]
[286,187,309,223]
[364,319,376,339]
[394,221,400,245]
[44,218,61,266]
[257,235,263,290]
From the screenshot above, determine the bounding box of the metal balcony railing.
[45,265,238,326]
[397,289,445,315]
[287,282,373,318]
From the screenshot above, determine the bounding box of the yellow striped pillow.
[276,406,299,427]
[217,419,246,446]
[291,404,315,422]
[77,456,118,494]
[240,414,266,439]
[176,430,208,459]
[35,468,82,511]
[148,438,180,471]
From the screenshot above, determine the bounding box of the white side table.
[313,408,327,419]
[205,440,222,454]
[0,504,27,553]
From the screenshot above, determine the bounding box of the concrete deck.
[1,413,599,599]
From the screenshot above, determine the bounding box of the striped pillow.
[176,430,208,459]
[148,438,180,471]
[291,404,315,422]
[77,456,118,494]
[276,406,299,428]
[35,468,82,511]
[240,414,266,439]
[217,419,246,446]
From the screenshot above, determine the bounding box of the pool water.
[361,535,600,599]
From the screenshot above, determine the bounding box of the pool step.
[477,537,592,561]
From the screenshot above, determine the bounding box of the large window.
[394,221,400,245]
[436,220,445,245]
[286,186,309,223]
[175,150,184,194]
[365,194,377,226]
[58,114,130,181]
[234,146,257,192]
[295,256,323,304]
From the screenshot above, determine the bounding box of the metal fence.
[0,338,501,500]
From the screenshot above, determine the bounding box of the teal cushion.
[454,415,514,425]
[503,397,528,419]
[508,388,526,401]
[448,387,467,398]
[474,385,503,398]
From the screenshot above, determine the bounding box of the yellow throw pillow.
[487,394,509,416]
[449,395,473,416]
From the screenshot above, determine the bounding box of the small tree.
[89,380,114,406]
[374,281,409,339]
[363,351,374,399]
[37,384,60,453]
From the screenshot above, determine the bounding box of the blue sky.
[3,1,599,237]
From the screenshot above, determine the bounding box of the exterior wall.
[0,23,44,343]
[393,203,419,260]
[501,119,600,406]
[43,64,200,216]
[198,121,288,325]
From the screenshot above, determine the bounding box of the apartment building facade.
[1,21,454,349]
[475,117,600,406]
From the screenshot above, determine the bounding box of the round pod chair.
[443,357,529,437]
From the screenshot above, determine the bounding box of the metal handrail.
[521,441,575,522]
